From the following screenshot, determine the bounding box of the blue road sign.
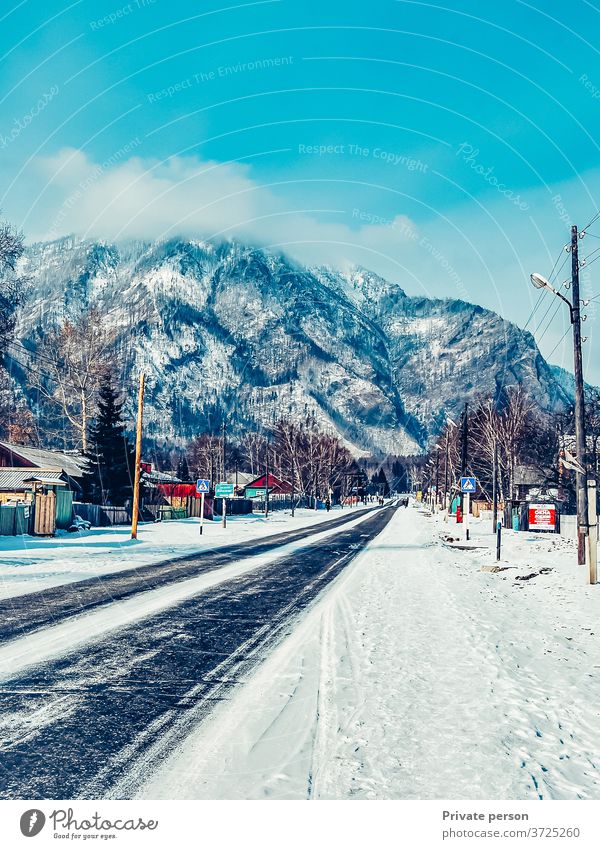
[460,476,477,493]
[196,479,210,493]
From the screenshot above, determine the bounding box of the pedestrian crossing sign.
[460,476,476,493]
[196,479,210,493]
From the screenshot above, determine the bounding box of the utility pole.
[443,429,450,513]
[221,420,227,528]
[492,438,498,535]
[131,372,145,540]
[434,449,440,512]
[221,420,227,483]
[460,402,468,517]
[571,224,589,566]
[291,447,295,517]
[265,437,270,519]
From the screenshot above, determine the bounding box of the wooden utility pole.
[221,421,227,483]
[265,437,270,518]
[291,450,295,517]
[131,372,145,540]
[571,225,589,565]
[460,402,468,518]
[443,429,450,513]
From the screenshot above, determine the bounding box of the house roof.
[227,471,255,486]
[513,464,554,486]
[244,473,293,494]
[0,468,70,490]
[0,442,85,478]
[142,469,181,485]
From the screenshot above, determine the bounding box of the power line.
[536,296,565,347]
[546,325,572,361]
[582,209,600,233]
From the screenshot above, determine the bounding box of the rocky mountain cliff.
[10,237,572,456]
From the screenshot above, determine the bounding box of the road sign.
[196,479,210,494]
[528,503,556,532]
[246,487,267,498]
[215,482,234,498]
[460,476,476,493]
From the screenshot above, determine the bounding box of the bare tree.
[28,308,113,451]
[272,417,352,499]
[186,433,222,483]
[0,218,28,353]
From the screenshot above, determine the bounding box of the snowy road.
[0,503,397,799]
[0,505,380,644]
[136,504,600,801]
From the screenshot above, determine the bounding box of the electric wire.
[546,325,572,362]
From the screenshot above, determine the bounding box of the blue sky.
[2,0,600,380]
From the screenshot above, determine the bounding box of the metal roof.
[0,442,85,477]
[0,468,69,490]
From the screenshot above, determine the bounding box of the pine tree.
[176,453,190,482]
[377,468,390,497]
[82,374,136,505]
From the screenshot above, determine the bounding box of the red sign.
[528,503,556,532]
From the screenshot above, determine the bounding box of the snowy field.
[137,503,600,801]
[0,506,370,601]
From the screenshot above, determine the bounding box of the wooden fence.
[73,502,131,527]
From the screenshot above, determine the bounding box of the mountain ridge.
[10,235,574,456]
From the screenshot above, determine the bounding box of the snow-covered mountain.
[13,237,572,456]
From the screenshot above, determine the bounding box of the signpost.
[196,479,210,535]
[528,503,556,533]
[460,477,476,541]
[215,482,234,528]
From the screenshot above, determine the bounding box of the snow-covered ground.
[0,506,370,601]
[136,503,600,801]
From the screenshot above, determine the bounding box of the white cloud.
[4,147,600,383]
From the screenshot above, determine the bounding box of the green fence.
[155,506,187,521]
[0,503,34,536]
[55,489,74,529]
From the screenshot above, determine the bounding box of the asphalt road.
[0,502,397,799]
[0,505,379,645]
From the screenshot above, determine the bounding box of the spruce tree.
[377,468,390,497]
[82,375,136,505]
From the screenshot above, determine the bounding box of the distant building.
[226,471,255,496]
[0,441,84,502]
[244,473,293,501]
[513,463,558,503]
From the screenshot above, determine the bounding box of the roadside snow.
[0,506,369,601]
[136,504,600,801]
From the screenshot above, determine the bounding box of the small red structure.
[157,482,214,519]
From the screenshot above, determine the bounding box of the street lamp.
[530,273,575,320]
[530,224,590,573]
